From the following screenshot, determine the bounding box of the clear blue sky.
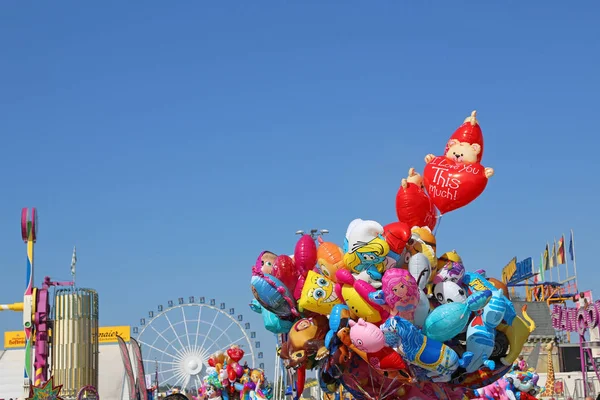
[0,0,598,378]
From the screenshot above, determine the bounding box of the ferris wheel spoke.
[193,305,203,350]
[181,374,191,392]
[181,306,192,349]
[161,371,179,386]
[150,324,186,359]
[198,309,221,353]
[158,367,180,375]
[204,320,235,354]
[144,359,177,366]
[172,370,187,390]
[163,312,187,354]
[138,338,180,361]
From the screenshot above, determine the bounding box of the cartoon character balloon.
[279,316,330,369]
[348,318,410,375]
[298,271,342,315]
[423,111,495,214]
[433,281,467,305]
[343,219,390,281]
[433,261,465,284]
[369,268,419,321]
[315,237,345,282]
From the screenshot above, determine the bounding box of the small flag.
[550,242,556,268]
[70,246,77,277]
[539,252,545,281]
[569,230,575,261]
[557,236,566,265]
[544,244,550,270]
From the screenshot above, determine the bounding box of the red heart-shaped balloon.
[423,156,488,214]
[395,182,437,231]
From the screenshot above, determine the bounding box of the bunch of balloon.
[248,112,530,400]
[469,362,543,400]
[200,346,273,400]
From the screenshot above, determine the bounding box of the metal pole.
[22,207,38,397]
[571,229,579,293]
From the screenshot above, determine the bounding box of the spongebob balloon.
[298,271,342,315]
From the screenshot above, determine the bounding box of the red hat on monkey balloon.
[422,110,495,215]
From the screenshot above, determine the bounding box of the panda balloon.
[433,281,467,304]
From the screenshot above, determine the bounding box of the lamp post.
[295,229,329,241]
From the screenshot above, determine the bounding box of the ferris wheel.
[133,296,263,393]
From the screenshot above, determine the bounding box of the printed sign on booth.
[3,326,131,349]
[4,330,26,349]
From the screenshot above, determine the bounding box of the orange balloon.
[316,239,345,282]
[488,277,510,299]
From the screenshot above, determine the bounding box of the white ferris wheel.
[133,296,263,392]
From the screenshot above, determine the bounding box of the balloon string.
[434,214,443,236]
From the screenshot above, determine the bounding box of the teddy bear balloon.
[423,110,495,214]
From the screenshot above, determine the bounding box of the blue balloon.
[463,272,516,325]
[463,290,509,373]
[423,290,491,342]
[251,274,297,319]
[249,299,294,334]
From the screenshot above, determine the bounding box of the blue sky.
[0,0,598,378]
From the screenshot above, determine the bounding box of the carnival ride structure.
[0,208,99,399]
[132,296,260,395]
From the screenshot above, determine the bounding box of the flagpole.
[555,237,561,283]
[548,242,554,282]
[71,246,77,288]
[572,229,579,293]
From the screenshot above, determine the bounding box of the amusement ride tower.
[0,208,100,399]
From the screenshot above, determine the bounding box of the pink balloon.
[294,235,317,277]
[272,255,299,293]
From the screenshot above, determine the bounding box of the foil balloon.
[294,235,317,277]
[315,237,345,282]
[408,253,432,291]
[343,219,389,280]
[252,251,278,275]
[298,270,342,315]
[335,269,388,324]
[436,250,462,276]
[433,281,467,305]
[423,111,494,214]
[463,290,508,373]
[423,290,491,342]
[488,276,510,299]
[271,255,299,293]
[413,290,431,328]
[395,167,437,231]
[433,261,465,285]
[249,299,294,334]
[347,318,410,375]
[250,274,299,319]
[369,268,419,321]
[382,221,411,255]
[381,316,473,382]
[497,305,536,365]
[279,316,330,369]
